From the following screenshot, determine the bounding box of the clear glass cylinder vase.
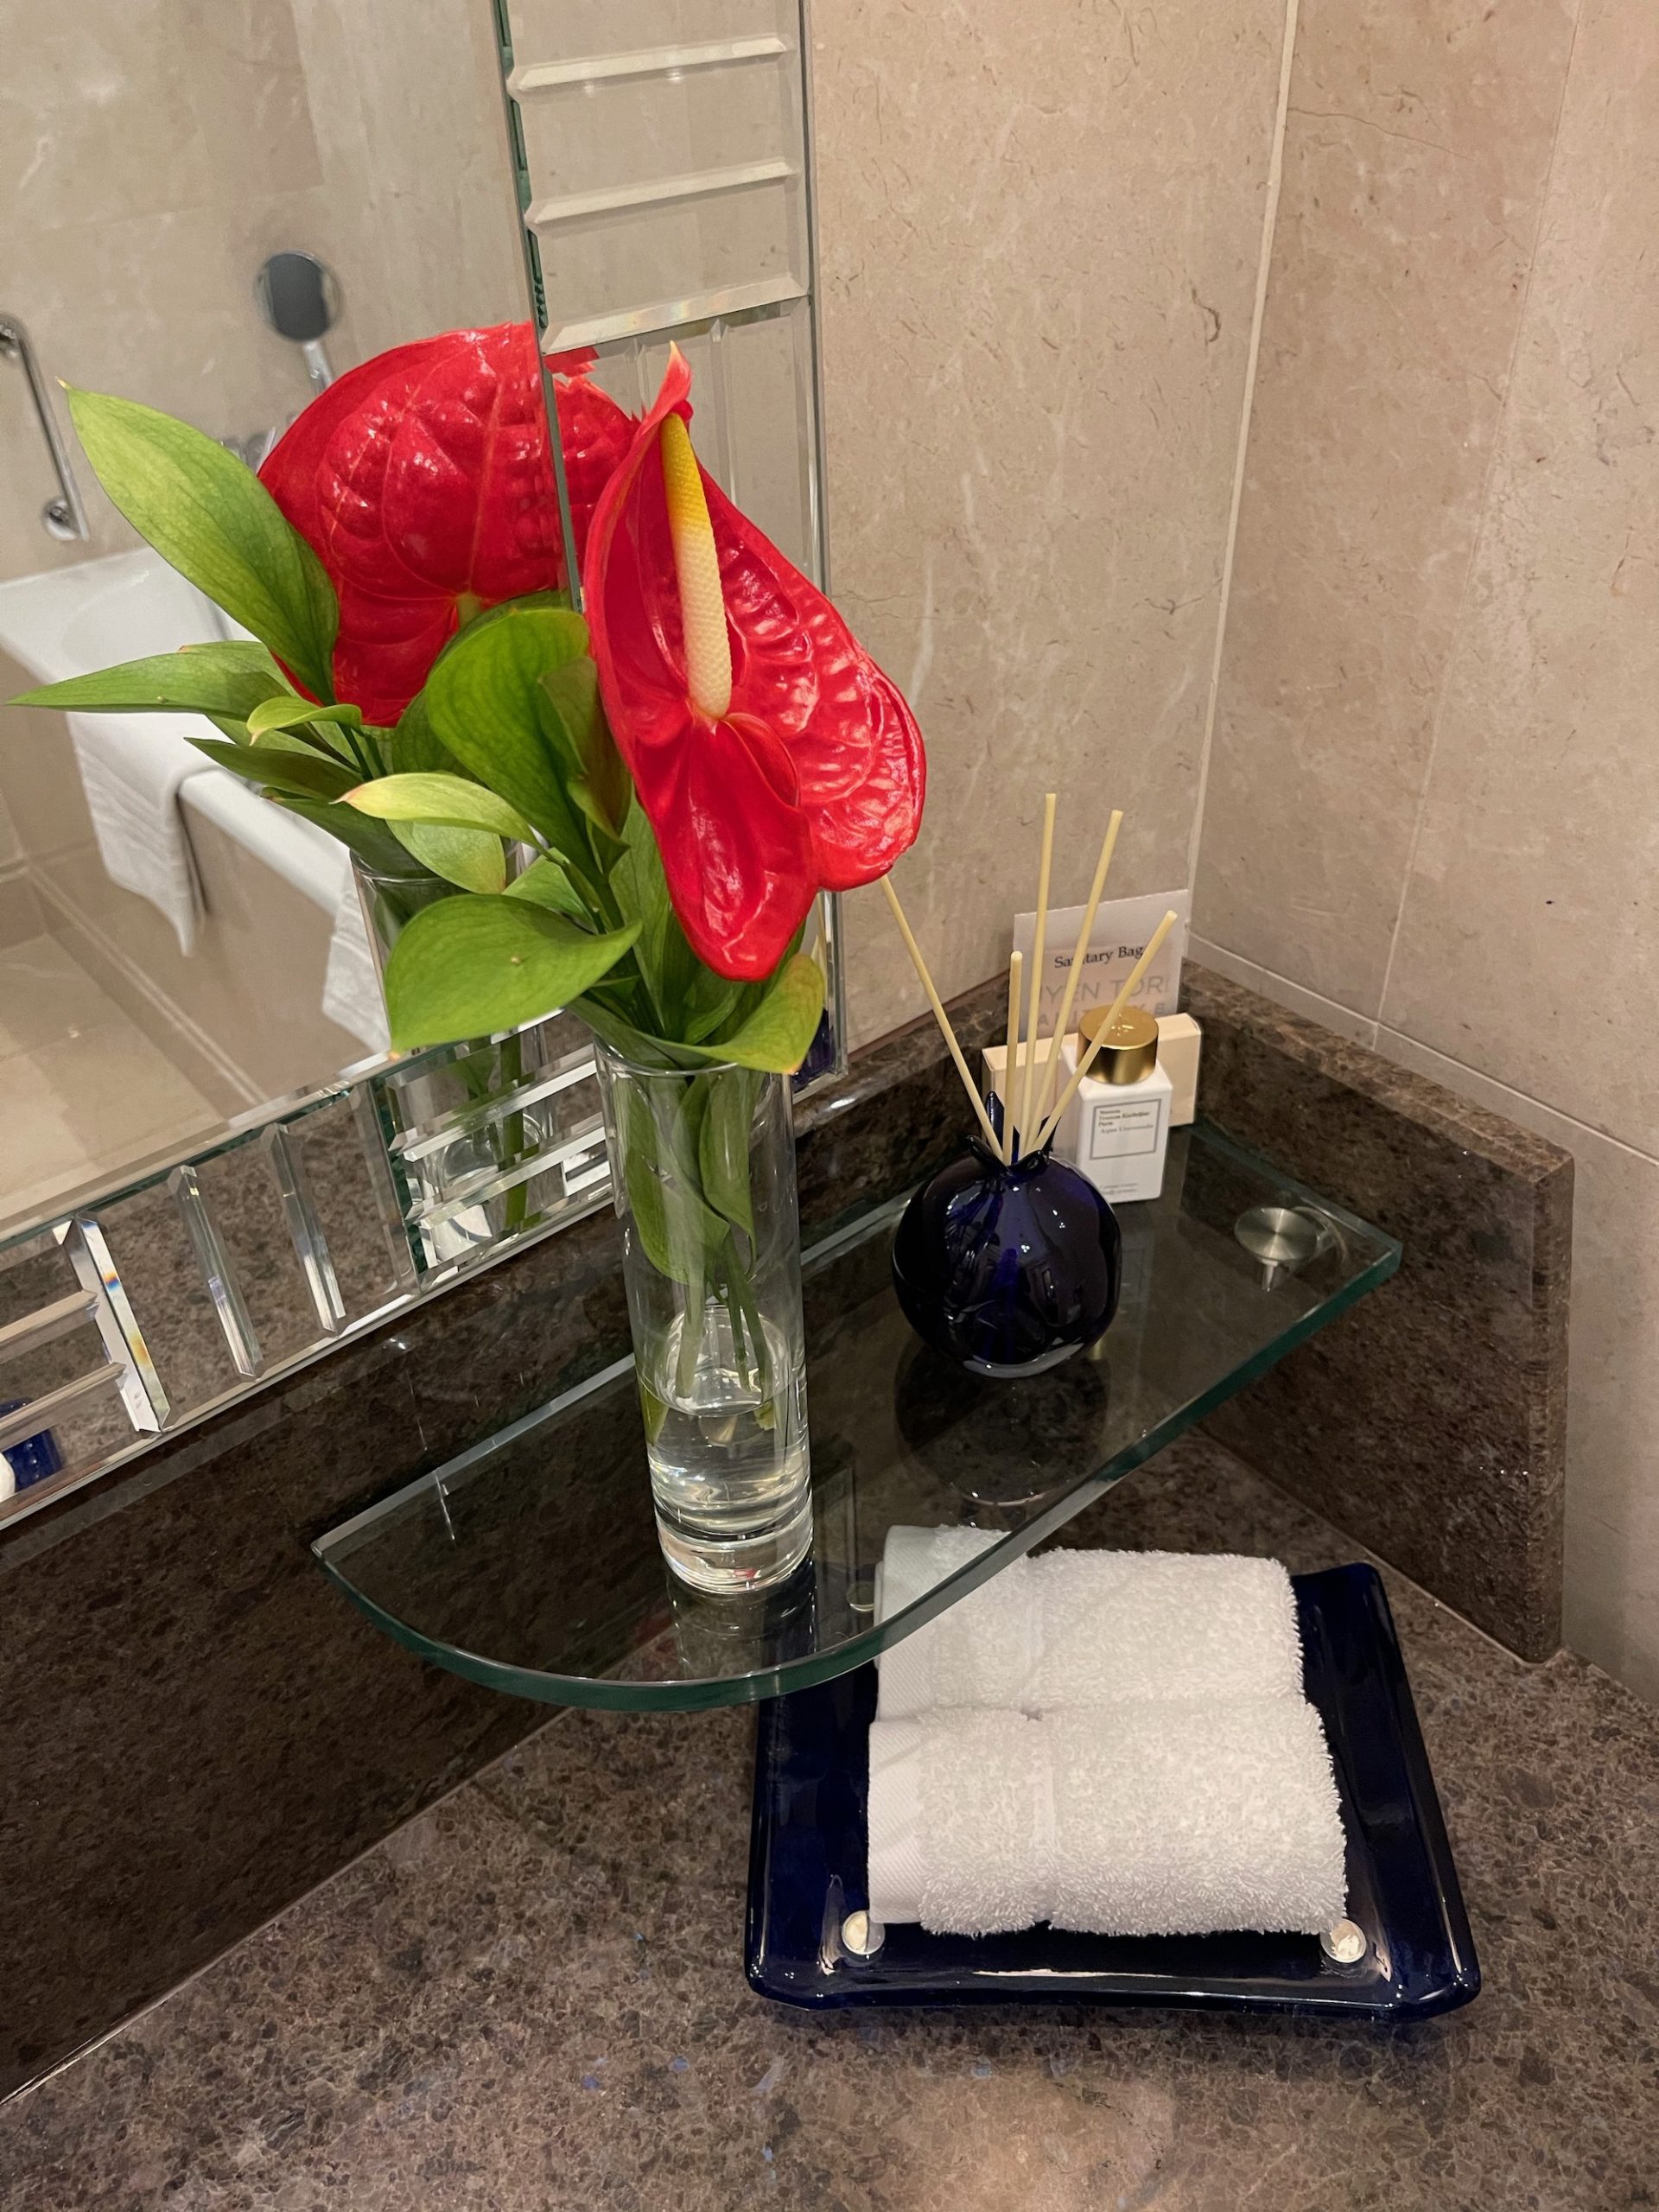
[351,855,456,984]
[592,1040,812,1594]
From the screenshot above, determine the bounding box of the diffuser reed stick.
[879,875,1003,1154]
[1014,793,1057,1158]
[1032,908,1179,1154]
[1032,807,1122,1133]
[1001,949,1025,1165]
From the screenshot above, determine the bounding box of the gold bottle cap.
[1077,1003,1159,1085]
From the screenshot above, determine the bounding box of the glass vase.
[350,855,456,982]
[592,1040,812,1593]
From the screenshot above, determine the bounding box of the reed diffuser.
[880,802,1176,1376]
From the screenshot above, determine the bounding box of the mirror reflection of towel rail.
[0,311,90,543]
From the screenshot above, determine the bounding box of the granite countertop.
[4,1435,1656,2212]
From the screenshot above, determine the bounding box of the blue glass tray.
[746,1563,1480,2017]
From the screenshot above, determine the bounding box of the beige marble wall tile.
[0,787,19,871]
[0,3,215,232]
[1382,0,1659,1152]
[290,0,525,353]
[40,810,365,1112]
[813,0,1287,1046]
[177,0,325,207]
[1187,932,1379,1046]
[1,0,525,584]
[1193,0,1577,1014]
[0,870,44,950]
[1,183,340,578]
[1380,1025,1659,1706]
[0,0,326,575]
[0,209,336,579]
[0,676,95,865]
[0,933,118,1057]
[1361,0,1659,1707]
[0,1016,220,1229]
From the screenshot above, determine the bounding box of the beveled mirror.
[0,0,839,1522]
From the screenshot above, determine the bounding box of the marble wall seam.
[1189,0,1583,1015]
[815,0,1291,1047]
[1189,930,1381,1047]
[1368,0,1586,1033]
[1190,0,1659,1704]
[1182,0,1304,894]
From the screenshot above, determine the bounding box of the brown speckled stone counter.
[1185,966,1573,1664]
[4,1436,1654,2212]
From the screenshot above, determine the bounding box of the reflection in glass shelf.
[314,1125,1401,1712]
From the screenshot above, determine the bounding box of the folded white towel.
[867,1699,1346,1938]
[1046,1700,1345,1936]
[875,1526,1036,1717]
[867,1709,1052,1935]
[321,863,391,1055]
[68,708,204,954]
[875,1529,1304,1719]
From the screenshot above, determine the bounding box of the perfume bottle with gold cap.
[1058,1004,1173,1203]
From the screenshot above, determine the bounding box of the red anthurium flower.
[260,324,633,724]
[582,347,925,984]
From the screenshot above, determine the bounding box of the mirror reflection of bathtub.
[0,549,387,1222]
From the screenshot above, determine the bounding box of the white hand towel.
[1033,1548,1304,1707]
[866,1699,1345,1938]
[867,1709,1052,1935]
[68,709,204,954]
[874,1525,1039,1717]
[1045,1699,1345,1936]
[875,1531,1303,1719]
[321,864,391,1056]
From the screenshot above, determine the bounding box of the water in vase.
[641,1303,811,1594]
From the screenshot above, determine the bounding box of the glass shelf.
[314,1124,1400,1711]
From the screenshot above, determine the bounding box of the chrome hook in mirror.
[254,251,340,392]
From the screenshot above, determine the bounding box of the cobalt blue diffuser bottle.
[890,1137,1122,1377]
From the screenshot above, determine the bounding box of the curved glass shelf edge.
[313,1122,1402,1713]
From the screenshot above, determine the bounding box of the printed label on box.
[1013,888,1190,1029]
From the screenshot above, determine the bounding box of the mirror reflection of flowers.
[10,326,926,1074]
[257,325,632,725]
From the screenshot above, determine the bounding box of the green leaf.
[389,687,454,774]
[676,955,825,1073]
[505,855,588,919]
[383,896,639,1050]
[684,982,740,1046]
[243,727,345,761]
[246,696,362,741]
[422,601,594,853]
[65,388,337,701]
[572,995,702,1071]
[697,1068,760,1240]
[616,1080,725,1289]
[538,656,628,841]
[392,821,506,894]
[204,713,255,745]
[343,772,535,844]
[269,794,429,875]
[613,795,702,1022]
[188,736,355,802]
[9,640,295,721]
